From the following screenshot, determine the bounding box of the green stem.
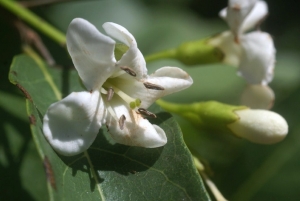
[144,48,177,63]
[0,0,66,46]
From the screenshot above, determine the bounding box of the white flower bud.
[228,109,288,144]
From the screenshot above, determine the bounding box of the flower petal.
[106,100,167,148]
[237,31,275,85]
[43,91,106,156]
[208,31,242,66]
[219,7,227,20]
[142,67,193,107]
[240,84,274,109]
[103,22,147,79]
[66,18,117,91]
[111,67,193,109]
[241,1,268,32]
[226,0,258,37]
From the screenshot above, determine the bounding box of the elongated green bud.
[156,100,288,144]
[145,38,224,65]
[176,38,224,65]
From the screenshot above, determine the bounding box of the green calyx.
[145,38,224,65]
[175,38,224,66]
[156,99,247,135]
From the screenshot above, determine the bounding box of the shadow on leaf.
[58,111,170,192]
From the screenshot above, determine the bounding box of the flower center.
[102,81,141,109]
[99,67,142,124]
[99,66,163,129]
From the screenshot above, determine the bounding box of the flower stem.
[144,49,177,63]
[0,0,66,46]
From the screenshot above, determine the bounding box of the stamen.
[104,82,136,106]
[138,108,157,118]
[107,87,114,101]
[120,66,137,77]
[118,115,126,130]
[143,82,165,90]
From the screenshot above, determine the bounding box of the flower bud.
[156,100,288,144]
[175,38,224,65]
[240,84,274,109]
[228,109,288,144]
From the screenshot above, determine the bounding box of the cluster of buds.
[209,0,275,109]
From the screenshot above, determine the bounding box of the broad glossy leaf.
[0,91,48,201]
[9,54,210,201]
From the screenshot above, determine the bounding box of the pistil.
[103,82,140,109]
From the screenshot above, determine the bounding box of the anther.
[120,66,137,77]
[138,108,157,118]
[119,115,126,130]
[143,82,165,90]
[107,87,114,101]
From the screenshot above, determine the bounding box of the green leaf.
[9,54,210,201]
[0,91,48,201]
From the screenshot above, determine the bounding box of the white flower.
[209,1,275,109]
[211,0,269,66]
[43,18,193,156]
[219,0,268,41]
[228,109,288,144]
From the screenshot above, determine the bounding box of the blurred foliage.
[0,0,299,200]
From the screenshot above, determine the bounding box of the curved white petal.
[242,1,268,32]
[141,67,193,107]
[111,67,193,109]
[208,31,242,66]
[67,18,117,91]
[43,91,106,156]
[226,0,258,37]
[237,31,275,85]
[103,22,147,79]
[106,99,167,148]
[240,84,274,109]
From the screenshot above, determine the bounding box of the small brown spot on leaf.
[28,115,36,125]
[43,156,56,190]
[11,71,17,76]
[16,83,32,101]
